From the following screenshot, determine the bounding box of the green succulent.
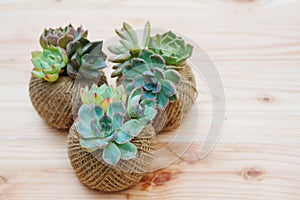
[108,22,151,78]
[123,49,181,109]
[31,46,68,82]
[80,84,126,112]
[40,24,88,49]
[76,84,145,166]
[148,31,193,67]
[66,38,107,79]
[127,87,158,125]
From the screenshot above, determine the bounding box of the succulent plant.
[76,84,145,166]
[127,87,158,125]
[108,22,151,78]
[148,31,193,67]
[31,46,68,82]
[66,38,107,79]
[123,49,181,109]
[40,24,88,49]
[80,84,126,111]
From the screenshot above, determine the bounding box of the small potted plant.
[108,22,197,133]
[68,84,157,192]
[29,24,107,129]
[122,49,181,133]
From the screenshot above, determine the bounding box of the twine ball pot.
[67,124,156,192]
[140,64,197,134]
[161,64,197,131]
[115,64,197,134]
[29,72,107,129]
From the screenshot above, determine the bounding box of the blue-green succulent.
[66,38,107,79]
[122,49,181,109]
[76,84,148,166]
[127,87,158,125]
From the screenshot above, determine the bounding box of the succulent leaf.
[80,138,108,152]
[157,91,169,109]
[165,69,180,84]
[76,122,95,138]
[76,104,102,138]
[100,98,111,113]
[144,107,157,121]
[120,119,143,137]
[111,85,127,104]
[80,138,98,152]
[161,80,177,97]
[127,95,143,118]
[112,113,123,129]
[115,130,133,144]
[117,142,137,160]
[44,74,59,82]
[66,38,107,79]
[123,22,139,45]
[142,21,151,48]
[107,102,126,117]
[103,142,121,166]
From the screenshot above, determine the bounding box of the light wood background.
[0,0,300,199]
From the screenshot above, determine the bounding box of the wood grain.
[0,0,300,199]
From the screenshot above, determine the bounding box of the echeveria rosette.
[123,49,181,109]
[148,31,193,68]
[80,84,126,112]
[31,46,68,82]
[127,87,158,125]
[40,24,88,49]
[108,22,151,78]
[75,86,144,165]
[66,38,107,79]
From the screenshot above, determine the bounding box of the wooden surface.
[1,0,300,199]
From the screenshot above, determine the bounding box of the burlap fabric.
[29,72,107,129]
[67,124,156,192]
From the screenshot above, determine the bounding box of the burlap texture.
[29,72,107,130]
[67,124,156,192]
[161,64,197,131]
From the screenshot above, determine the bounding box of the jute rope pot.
[29,72,107,130]
[116,64,197,134]
[161,64,197,131]
[67,124,156,192]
